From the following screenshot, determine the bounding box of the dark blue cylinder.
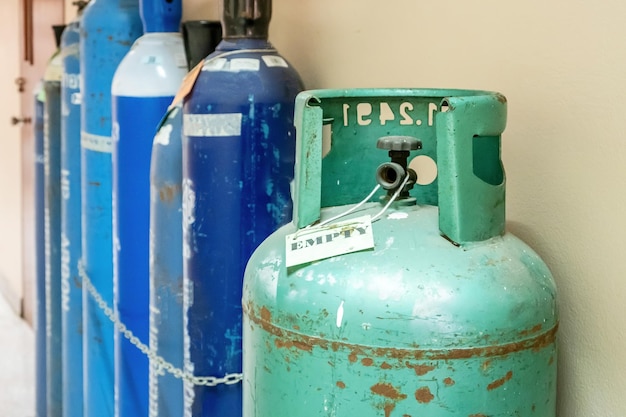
[181,35,304,416]
[34,83,47,417]
[111,12,185,415]
[60,13,83,417]
[141,0,181,33]
[80,2,142,416]
[44,49,63,417]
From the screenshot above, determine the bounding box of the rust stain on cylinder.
[245,302,558,361]
[414,387,434,404]
[159,184,180,202]
[443,377,455,386]
[469,414,488,417]
[336,381,346,389]
[519,323,543,337]
[487,370,513,390]
[370,383,407,400]
[361,358,374,366]
[381,361,392,370]
[407,362,435,376]
[384,404,395,417]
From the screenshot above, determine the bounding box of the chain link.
[78,260,243,387]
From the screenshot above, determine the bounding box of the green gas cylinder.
[242,89,558,417]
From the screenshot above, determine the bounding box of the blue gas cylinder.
[111,1,186,416]
[34,81,46,417]
[43,35,64,417]
[80,1,142,416]
[181,0,303,415]
[148,21,222,417]
[60,6,85,417]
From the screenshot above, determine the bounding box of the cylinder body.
[80,1,142,416]
[43,49,63,417]
[149,104,184,417]
[182,37,303,416]
[243,204,558,417]
[112,28,186,417]
[149,19,222,417]
[34,83,47,417]
[60,15,83,417]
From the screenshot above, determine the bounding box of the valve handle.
[376,135,421,151]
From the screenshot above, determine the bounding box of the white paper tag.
[285,215,375,268]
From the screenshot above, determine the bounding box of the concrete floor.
[0,293,35,417]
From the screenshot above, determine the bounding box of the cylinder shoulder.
[244,204,558,350]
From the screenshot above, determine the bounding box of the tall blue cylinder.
[44,46,63,417]
[80,2,142,416]
[149,20,222,417]
[149,105,184,417]
[181,1,304,414]
[112,1,185,415]
[34,82,47,417]
[60,11,83,417]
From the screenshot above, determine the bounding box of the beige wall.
[60,0,625,415]
[0,0,23,312]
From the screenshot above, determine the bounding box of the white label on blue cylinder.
[229,58,261,72]
[80,131,113,153]
[262,55,289,68]
[183,113,242,137]
[285,215,375,267]
[203,58,228,71]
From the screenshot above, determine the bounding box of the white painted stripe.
[81,131,113,153]
[183,113,242,137]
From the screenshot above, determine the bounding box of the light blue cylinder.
[111,20,186,416]
[149,104,184,417]
[34,82,47,417]
[60,12,83,417]
[80,1,142,416]
[44,47,63,417]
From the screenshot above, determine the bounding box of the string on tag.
[371,173,412,222]
[315,184,381,228]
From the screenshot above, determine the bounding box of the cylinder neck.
[221,0,271,40]
[140,0,182,33]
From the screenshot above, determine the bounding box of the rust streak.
[414,387,434,404]
[384,403,395,417]
[245,301,558,361]
[487,370,513,391]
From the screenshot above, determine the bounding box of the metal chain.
[78,260,243,387]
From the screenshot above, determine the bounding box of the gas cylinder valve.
[375,135,421,199]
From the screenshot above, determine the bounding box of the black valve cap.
[376,136,422,151]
